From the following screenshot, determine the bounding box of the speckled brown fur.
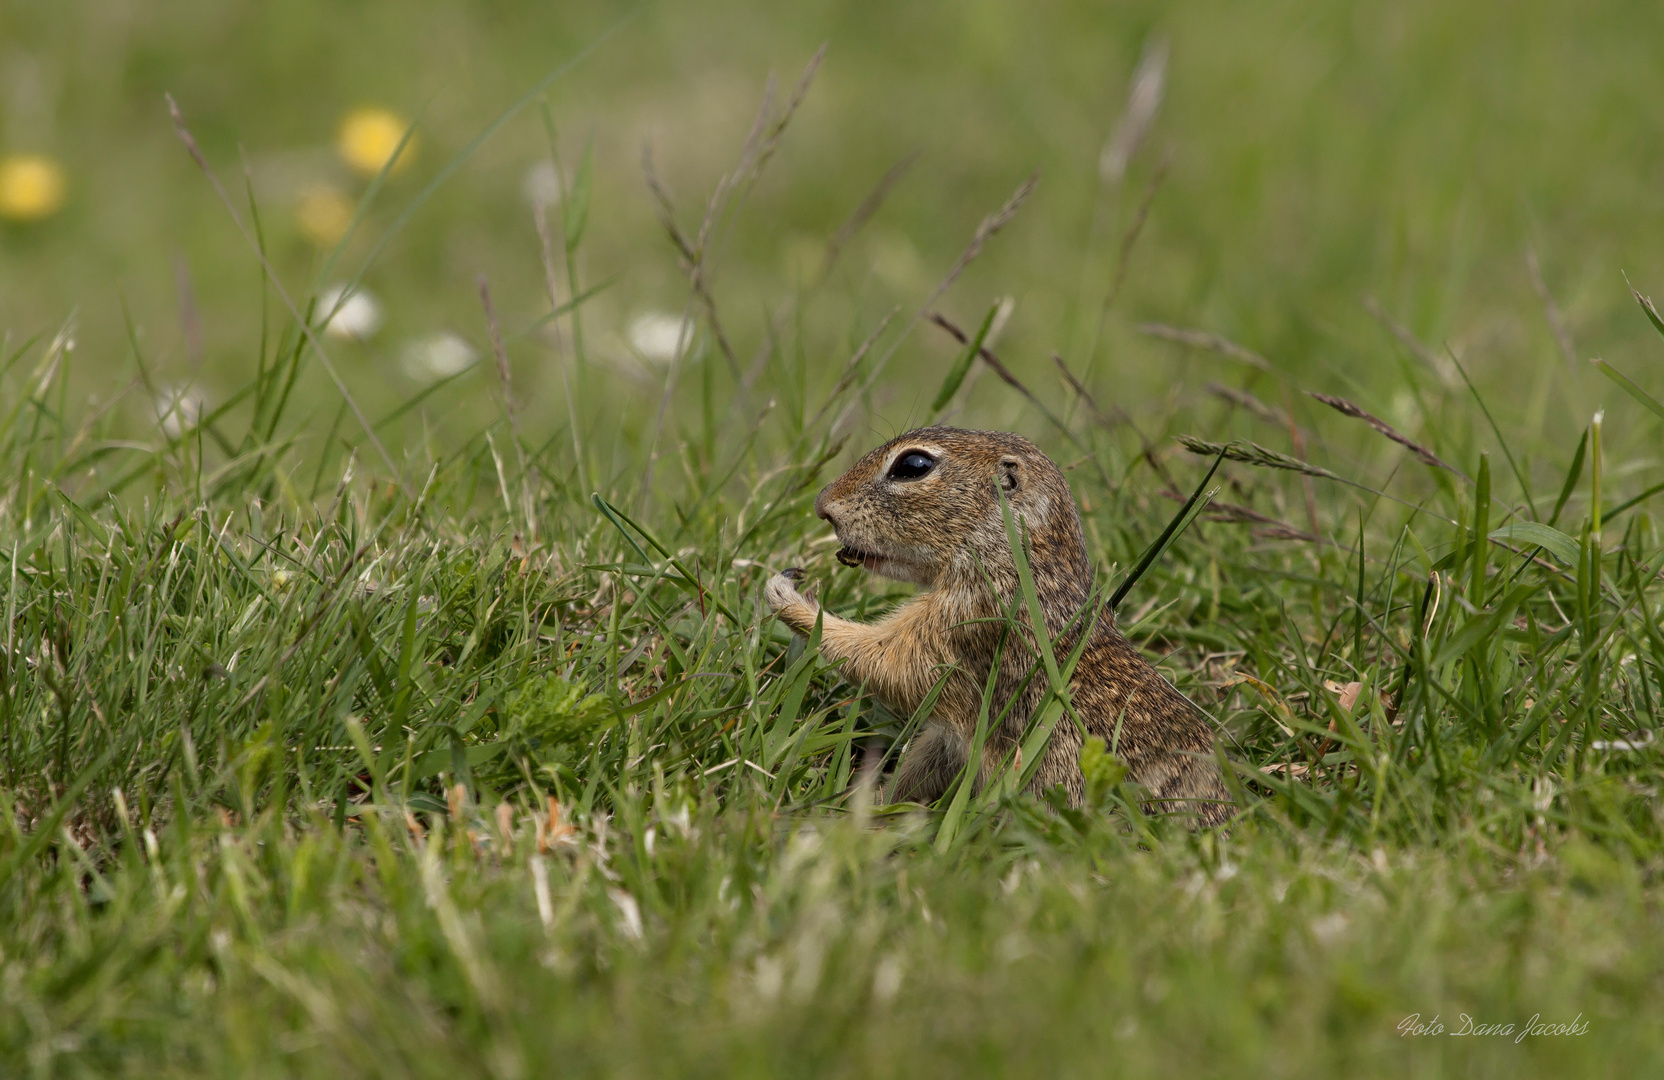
[765,426,1232,828]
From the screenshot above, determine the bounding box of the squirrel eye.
[888,450,936,481]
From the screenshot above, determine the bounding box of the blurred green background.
[2,0,1662,467]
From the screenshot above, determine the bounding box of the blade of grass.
[1448,348,1537,520]
[166,97,404,490]
[1111,447,1225,610]
[1549,428,1588,527]
[1591,358,1664,424]
[929,302,999,419]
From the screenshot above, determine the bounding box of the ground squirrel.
[766,426,1232,828]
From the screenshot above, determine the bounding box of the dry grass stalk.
[1160,487,1322,542]
[1361,296,1458,385]
[745,150,918,389]
[644,47,827,481]
[644,46,826,382]
[534,200,585,474]
[1139,323,1274,373]
[926,312,1107,485]
[641,146,737,377]
[1178,435,1456,524]
[166,94,405,487]
[1101,150,1171,317]
[1253,524,1328,544]
[1176,435,1344,482]
[819,150,919,284]
[1305,391,1467,478]
[834,173,1040,437]
[1054,353,1174,487]
[1100,37,1169,184]
[926,311,1045,412]
[1053,353,1128,429]
[1207,381,1288,427]
[920,174,1038,316]
[1525,247,1577,372]
[809,308,898,434]
[531,202,565,354]
[478,275,518,439]
[1278,391,1320,536]
[751,42,828,182]
[174,257,204,369]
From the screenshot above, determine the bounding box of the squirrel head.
[813,427,1090,599]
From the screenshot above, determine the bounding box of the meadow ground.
[1,2,1663,1076]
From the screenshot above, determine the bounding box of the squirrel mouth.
[835,545,883,571]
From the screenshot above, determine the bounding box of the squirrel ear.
[998,457,1021,493]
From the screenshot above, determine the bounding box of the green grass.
[3,1,1664,1075]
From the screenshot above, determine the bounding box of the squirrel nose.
[814,486,836,523]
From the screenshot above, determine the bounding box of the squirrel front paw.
[765,568,823,635]
[765,568,809,613]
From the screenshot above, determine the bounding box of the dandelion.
[627,312,693,362]
[295,184,354,248]
[316,285,383,341]
[401,331,478,380]
[0,153,66,222]
[337,106,415,177]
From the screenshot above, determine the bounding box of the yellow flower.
[337,106,415,177]
[295,185,354,248]
[0,154,66,222]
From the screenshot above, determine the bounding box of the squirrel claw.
[765,569,812,616]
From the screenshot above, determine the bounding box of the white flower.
[752,955,784,1001]
[316,285,382,341]
[627,311,692,362]
[872,955,904,1003]
[522,161,563,208]
[1592,731,1653,752]
[401,331,478,380]
[154,385,203,438]
[609,889,643,941]
[1311,911,1349,946]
